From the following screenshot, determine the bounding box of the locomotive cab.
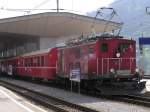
[96,38,137,81]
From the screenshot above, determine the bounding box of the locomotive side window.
[89,47,94,53]
[118,43,129,53]
[101,43,108,52]
[75,48,81,58]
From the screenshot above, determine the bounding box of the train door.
[87,45,96,75]
[7,65,13,75]
[58,49,65,76]
[97,41,109,75]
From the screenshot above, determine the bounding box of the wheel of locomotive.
[132,82,140,89]
[82,80,97,95]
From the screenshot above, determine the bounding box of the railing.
[96,58,136,75]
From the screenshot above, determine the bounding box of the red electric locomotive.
[58,36,136,80]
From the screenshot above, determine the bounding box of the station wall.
[39,35,79,49]
[0,34,80,58]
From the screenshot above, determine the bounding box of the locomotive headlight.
[116,52,120,58]
[110,68,115,73]
[135,68,139,73]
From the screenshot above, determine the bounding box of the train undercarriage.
[55,73,146,95]
[0,65,146,96]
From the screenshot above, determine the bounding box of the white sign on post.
[70,69,81,82]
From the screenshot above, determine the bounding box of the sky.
[0,0,115,18]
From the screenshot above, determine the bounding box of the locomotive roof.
[0,48,53,61]
[61,35,135,49]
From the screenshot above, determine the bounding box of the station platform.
[141,79,150,96]
[0,85,49,112]
[0,77,150,112]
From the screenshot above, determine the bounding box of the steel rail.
[112,95,150,107]
[0,78,149,109]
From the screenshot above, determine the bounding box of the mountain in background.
[87,0,150,38]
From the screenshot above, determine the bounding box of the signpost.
[70,68,81,94]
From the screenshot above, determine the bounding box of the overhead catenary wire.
[0,0,57,14]
[0,7,83,15]
[33,0,51,9]
[0,8,63,12]
[146,7,150,14]
[29,0,52,14]
[0,0,84,15]
[91,7,123,37]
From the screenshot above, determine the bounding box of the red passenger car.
[18,48,57,79]
[0,48,58,80]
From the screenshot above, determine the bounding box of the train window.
[23,59,25,67]
[89,47,94,53]
[101,43,108,52]
[75,48,81,58]
[33,57,37,67]
[37,57,40,66]
[118,43,129,53]
[25,58,28,67]
[22,60,24,67]
[30,58,33,66]
[27,59,29,67]
[28,58,31,67]
[41,56,44,66]
[27,58,31,67]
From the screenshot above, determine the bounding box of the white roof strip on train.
[21,48,52,57]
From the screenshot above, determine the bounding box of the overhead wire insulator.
[146,7,150,14]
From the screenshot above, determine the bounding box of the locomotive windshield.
[101,43,108,52]
[117,43,132,53]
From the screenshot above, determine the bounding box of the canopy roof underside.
[0,12,122,38]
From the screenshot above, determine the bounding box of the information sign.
[70,69,81,82]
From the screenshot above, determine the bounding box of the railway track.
[0,79,99,112]
[113,95,150,107]
[1,77,150,110]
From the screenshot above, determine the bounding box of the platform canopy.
[0,12,122,38]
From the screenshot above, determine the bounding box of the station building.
[0,12,121,57]
[139,37,150,77]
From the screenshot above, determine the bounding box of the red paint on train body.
[57,38,136,80]
[1,48,58,80]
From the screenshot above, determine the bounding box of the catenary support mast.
[57,0,59,12]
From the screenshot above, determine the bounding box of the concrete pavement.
[0,86,51,112]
